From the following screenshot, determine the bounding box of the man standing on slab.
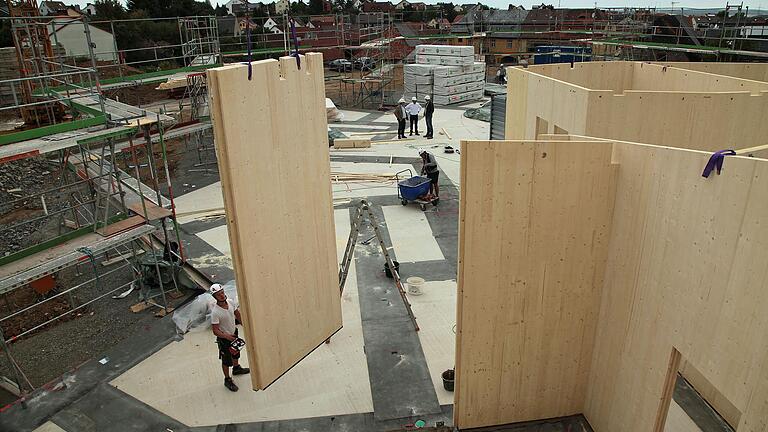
[394,98,407,139]
[424,95,435,139]
[406,96,422,136]
[210,283,250,392]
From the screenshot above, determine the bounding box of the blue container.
[534,45,591,64]
[398,176,431,201]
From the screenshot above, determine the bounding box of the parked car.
[328,59,353,72]
[354,57,375,71]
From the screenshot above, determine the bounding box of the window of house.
[507,40,514,48]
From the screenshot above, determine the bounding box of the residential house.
[47,19,116,61]
[65,6,81,17]
[410,2,427,11]
[275,0,290,15]
[226,0,269,16]
[263,17,284,34]
[361,1,395,13]
[394,0,410,10]
[83,3,97,15]
[39,1,67,16]
[427,17,451,30]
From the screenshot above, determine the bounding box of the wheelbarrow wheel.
[420,204,427,211]
[401,199,408,206]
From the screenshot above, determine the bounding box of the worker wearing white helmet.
[209,283,250,392]
[424,95,435,139]
[419,148,440,199]
[405,96,422,136]
[394,98,408,139]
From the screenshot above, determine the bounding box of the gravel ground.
[0,260,192,388]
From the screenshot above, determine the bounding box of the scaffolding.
[0,7,196,403]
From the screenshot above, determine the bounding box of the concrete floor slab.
[109,213,372,427]
[32,421,67,432]
[382,205,445,263]
[407,280,457,406]
[331,161,415,199]
[173,181,224,223]
[196,224,230,256]
[666,400,704,432]
[110,261,371,426]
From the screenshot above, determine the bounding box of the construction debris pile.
[404,45,486,105]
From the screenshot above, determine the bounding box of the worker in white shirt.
[405,96,422,136]
[210,283,250,392]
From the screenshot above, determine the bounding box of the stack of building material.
[404,64,435,100]
[405,45,486,105]
[432,61,486,105]
[415,45,474,66]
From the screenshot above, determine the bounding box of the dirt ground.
[0,132,215,392]
[0,261,191,388]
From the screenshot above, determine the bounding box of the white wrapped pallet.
[433,72,485,87]
[405,73,434,85]
[414,45,474,57]
[433,62,486,77]
[403,64,436,76]
[433,89,484,105]
[433,81,485,96]
[416,54,474,66]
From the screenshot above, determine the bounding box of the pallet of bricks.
[403,45,486,106]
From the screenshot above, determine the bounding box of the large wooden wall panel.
[454,140,616,429]
[585,143,768,432]
[653,62,768,83]
[505,68,592,140]
[585,91,768,155]
[207,54,341,390]
[522,62,634,92]
[630,62,768,93]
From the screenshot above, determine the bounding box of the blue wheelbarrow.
[396,169,437,211]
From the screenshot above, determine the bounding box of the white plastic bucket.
[406,276,425,296]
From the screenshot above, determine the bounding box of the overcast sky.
[63,0,766,12]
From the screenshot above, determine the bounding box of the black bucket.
[442,369,455,392]
[384,261,399,278]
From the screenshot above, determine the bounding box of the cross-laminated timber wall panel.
[585,143,768,432]
[454,139,617,429]
[207,54,342,390]
[455,135,768,431]
[506,62,768,157]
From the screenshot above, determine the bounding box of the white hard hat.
[398,98,405,103]
[210,283,224,295]
[425,95,431,100]
[418,148,426,155]
[411,96,417,101]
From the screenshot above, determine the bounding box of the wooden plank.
[207,53,341,390]
[332,138,371,149]
[454,139,616,429]
[97,215,145,237]
[584,142,768,432]
[128,200,172,220]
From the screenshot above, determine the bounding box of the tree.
[309,0,325,14]
[94,0,126,19]
[215,4,229,15]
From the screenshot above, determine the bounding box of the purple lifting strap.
[244,26,253,80]
[702,149,736,178]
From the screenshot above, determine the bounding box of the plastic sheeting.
[172,280,239,334]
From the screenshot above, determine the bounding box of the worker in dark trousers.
[419,149,439,200]
[394,98,407,139]
[424,95,435,139]
[406,96,422,136]
[210,283,250,392]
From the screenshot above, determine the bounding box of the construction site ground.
[0,103,729,432]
